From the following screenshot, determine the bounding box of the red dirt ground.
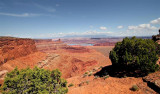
[0,52,47,71]
[0,38,159,94]
[67,76,151,94]
[38,45,110,78]
[35,40,158,94]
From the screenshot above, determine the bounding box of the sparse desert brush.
[85,72,88,75]
[83,73,87,78]
[92,68,97,72]
[123,75,127,78]
[131,85,139,91]
[88,72,92,76]
[68,83,74,87]
[79,82,84,87]
[83,71,92,77]
[86,80,89,85]
[83,71,89,77]
[94,76,98,79]
[104,75,109,80]
[109,37,159,76]
[79,81,90,86]
[99,66,103,69]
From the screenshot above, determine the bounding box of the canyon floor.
[0,38,159,94]
[35,40,158,94]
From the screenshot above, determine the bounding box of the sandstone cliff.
[0,37,37,64]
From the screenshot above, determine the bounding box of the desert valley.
[0,37,159,94]
[1,1,160,93]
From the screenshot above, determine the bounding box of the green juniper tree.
[1,67,68,94]
[109,37,159,75]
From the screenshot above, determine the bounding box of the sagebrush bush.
[131,85,139,91]
[68,83,74,87]
[109,37,159,75]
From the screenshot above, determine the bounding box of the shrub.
[92,68,97,72]
[84,72,88,75]
[131,85,139,91]
[88,72,92,76]
[109,37,159,75]
[79,82,84,87]
[78,81,89,87]
[104,75,109,80]
[83,74,87,78]
[94,76,98,79]
[123,75,127,78]
[83,72,89,78]
[99,66,103,69]
[86,81,89,85]
[1,67,68,94]
[68,83,74,87]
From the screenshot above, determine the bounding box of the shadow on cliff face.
[94,65,147,78]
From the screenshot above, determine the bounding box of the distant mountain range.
[62,34,152,39]
[34,34,152,39]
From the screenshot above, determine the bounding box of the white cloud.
[124,23,159,36]
[100,26,107,30]
[139,24,150,28]
[0,12,41,17]
[128,26,137,30]
[128,24,158,30]
[117,18,160,36]
[117,26,123,29]
[150,26,158,30]
[150,18,160,24]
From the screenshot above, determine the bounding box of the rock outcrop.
[0,70,8,85]
[0,37,37,64]
[143,71,160,93]
[35,39,66,53]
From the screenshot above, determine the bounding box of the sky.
[0,0,160,38]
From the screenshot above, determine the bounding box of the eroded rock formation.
[0,37,37,64]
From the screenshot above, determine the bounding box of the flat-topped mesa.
[0,37,37,64]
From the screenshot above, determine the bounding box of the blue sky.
[0,0,160,38]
